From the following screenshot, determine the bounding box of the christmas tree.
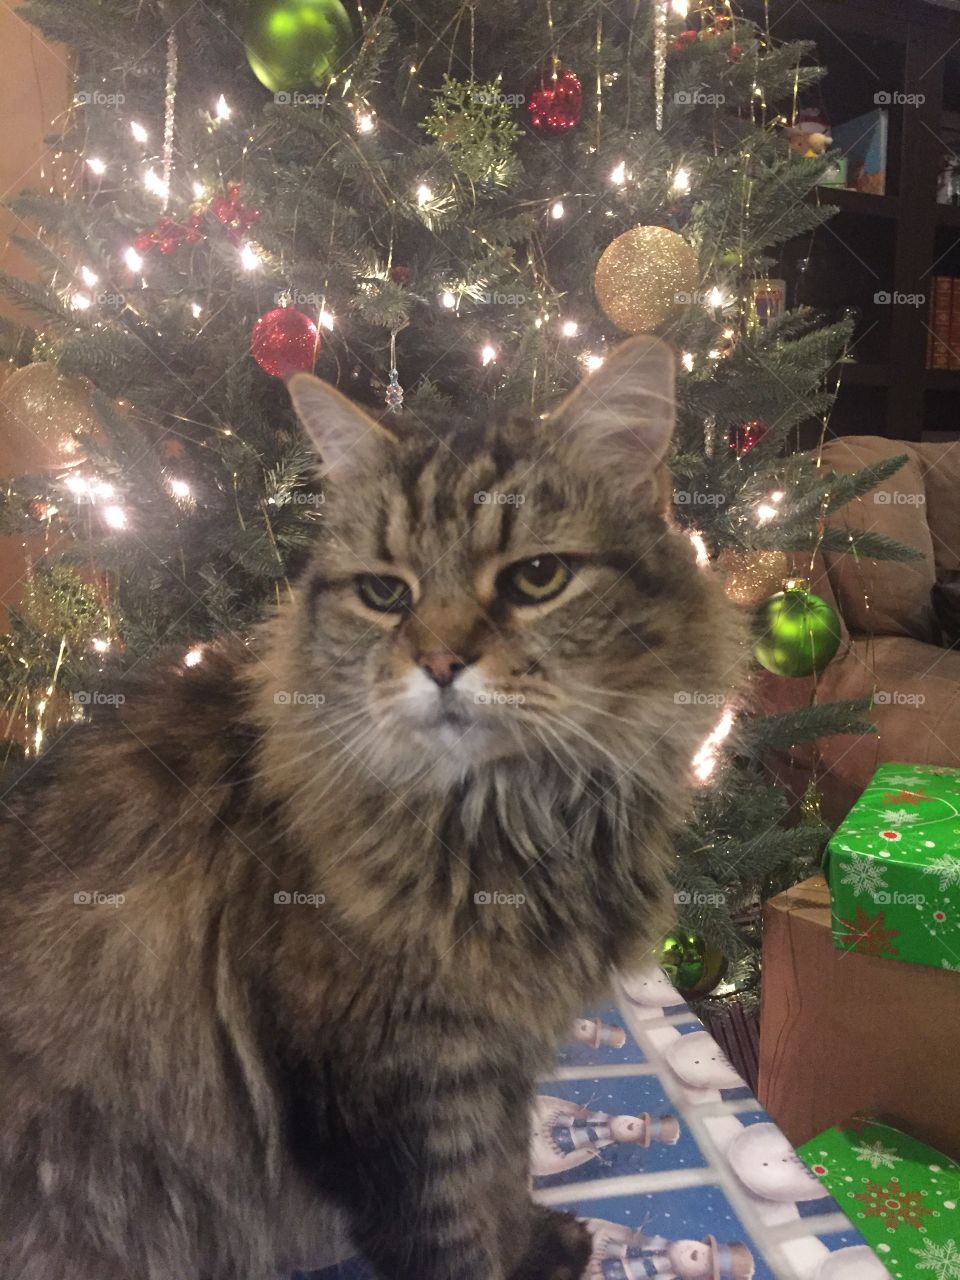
[0,0,918,1002]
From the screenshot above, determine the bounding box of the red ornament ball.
[730,419,768,455]
[527,69,583,136]
[672,28,698,51]
[251,307,319,378]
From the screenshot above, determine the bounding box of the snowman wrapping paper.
[825,763,960,971]
[297,965,889,1280]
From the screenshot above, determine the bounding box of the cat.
[0,335,742,1280]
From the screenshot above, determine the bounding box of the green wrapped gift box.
[798,1119,960,1280]
[824,763,960,970]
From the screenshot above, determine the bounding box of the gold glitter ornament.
[0,363,99,474]
[716,548,790,606]
[594,225,698,334]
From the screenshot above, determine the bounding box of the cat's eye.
[355,573,412,613]
[497,555,574,606]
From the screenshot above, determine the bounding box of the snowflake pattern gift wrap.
[301,969,886,1280]
[798,1120,960,1280]
[824,763,960,971]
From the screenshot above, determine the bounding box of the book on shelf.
[928,275,955,369]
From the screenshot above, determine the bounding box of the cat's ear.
[549,335,675,479]
[287,373,398,481]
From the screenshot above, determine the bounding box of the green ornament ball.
[753,586,842,677]
[657,930,727,1000]
[245,0,357,93]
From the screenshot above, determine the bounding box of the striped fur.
[0,339,742,1279]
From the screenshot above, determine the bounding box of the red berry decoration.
[209,184,262,245]
[389,265,411,286]
[251,307,319,378]
[132,215,202,256]
[672,29,698,51]
[527,69,583,137]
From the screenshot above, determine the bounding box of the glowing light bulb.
[65,474,90,496]
[671,0,690,15]
[81,266,99,288]
[771,490,785,503]
[355,110,375,134]
[215,94,231,121]
[318,309,335,330]
[92,480,115,499]
[671,166,691,193]
[756,503,777,524]
[130,120,148,143]
[103,505,128,530]
[169,478,191,499]
[689,531,710,566]
[561,319,579,338]
[416,183,433,206]
[239,243,261,270]
[71,292,92,311]
[124,246,144,271]
[192,180,206,199]
[708,286,726,309]
[610,160,627,186]
[85,156,107,176]
[143,167,168,199]
[681,351,695,372]
[481,344,497,367]
[440,290,456,309]
[184,647,204,667]
[692,708,735,783]
[584,353,605,372]
[91,638,110,653]
[191,302,202,318]
[550,200,565,219]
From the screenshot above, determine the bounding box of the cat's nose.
[417,651,468,688]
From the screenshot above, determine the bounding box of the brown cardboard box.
[758,875,960,1161]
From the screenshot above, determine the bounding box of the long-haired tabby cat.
[0,336,741,1280]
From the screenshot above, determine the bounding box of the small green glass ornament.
[753,584,841,677]
[657,929,727,999]
[244,0,357,93]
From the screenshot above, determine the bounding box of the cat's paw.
[509,1208,591,1280]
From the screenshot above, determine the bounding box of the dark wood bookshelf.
[747,0,960,442]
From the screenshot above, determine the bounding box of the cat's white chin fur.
[389,666,512,760]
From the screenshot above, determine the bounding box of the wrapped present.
[798,1119,960,1279]
[824,763,960,970]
